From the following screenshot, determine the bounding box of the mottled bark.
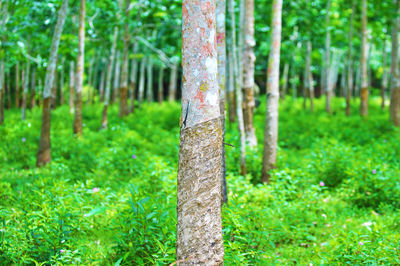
[228,0,246,175]
[73,0,85,136]
[21,62,30,120]
[325,0,332,113]
[102,27,118,129]
[69,61,75,113]
[119,0,130,117]
[217,0,227,204]
[30,66,36,108]
[37,0,69,167]
[360,0,368,117]
[262,0,282,183]
[177,1,224,263]
[346,1,355,116]
[146,56,154,102]
[390,0,400,126]
[158,65,164,104]
[242,0,257,148]
[138,56,146,105]
[168,62,178,102]
[281,62,289,100]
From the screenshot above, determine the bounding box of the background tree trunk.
[390,0,400,126]
[30,66,36,108]
[325,0,331,113]
[281,62,289,100]
[346,1,355,116]
[37,0,69,167]
[262,0,282,183]
[129,43,138,113]
[73,0,85,136]
[0,61,4,125]
[381,43,388,110]
[69,61,75,113]
[112,50,121,104]
[138,56,146,106]
[15,62,20,108]
[306,41,314,112]
[59,59,65,106]
[21,62,30,120]
[360,0,369,117]
[177,1,224,263]
[168,62,177,101]
[146,55,154,102]
[158,65,164,104]
[119,0,130,117]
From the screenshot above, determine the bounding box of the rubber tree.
[346,0,355,116]
[360,0,369,117]
[119,0,130,117]
[37,0,69,167]
[21,62,30,120]
[0,61,4,125]
[157,65,164,104]
[129,43,138,113]
[381,41,388,110]
[325,0,332,113]
[262,0,282,183]
[177,0,224,263]
[69,61,74,113]
[390,0,400,126]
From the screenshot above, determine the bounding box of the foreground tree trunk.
[119,0,130,117]
[346,0,355,116]
[390,0,400,126]
[37,0,69,167]
[69,61,75,113]
[217,0,227,203]
[102,27,118,129]
[325,0,332,113]
[21,62,30,120]
[360,0,368,117]
[242,0,257,148]
[177,1,224,263]
[73,0,85,136]
[262,0,282,183]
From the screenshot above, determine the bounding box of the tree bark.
[21,62,30,120]
[69,61,75,113]
[37,0,69,167]
[0,61,4,125]
[242,0,257,148]
[346,1,355,116]
[381,43,388,110]
[138,56,146,106]
[226,48,236,123]
[146,55,154,102]
[325,0,332,113]
[306,41,314,112]
[168,62,178,101]
[15,62,20,108]
[360,0,368,117]
[119,0,130,117]
[281,62,289,100]
[59,59,65,105]
[158,65,164,104]
[112,50,121,104]
[390,0,400,126]
[262,0,282,183]
[177,1,224,263]
[129,43,138,113]
[102,27,118,129]
[30,66,36,108]
[73,0,85,136]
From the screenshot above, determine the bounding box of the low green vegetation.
[1,97,400,265]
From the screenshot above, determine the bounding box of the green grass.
[1,96,400,265]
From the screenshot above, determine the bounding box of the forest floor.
[1,96,400,265]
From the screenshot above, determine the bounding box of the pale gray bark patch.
[138,56,146,104]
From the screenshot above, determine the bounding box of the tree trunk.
[381,43,388,110]
[129,43,138,113]
[69,61,75,113]
[158,65,164,104]
[21,62,30,120]
[325,0,332,113]
[281,62,289,100]
[217,0,227,203]
[6,70,11,109]
[346,1,355,116]
[119,0,130,117]
[306,41,314,112]
[59,59,65,105]
[37,0,69,167]
[360,0,368,117]
[168,62,178,101]
[15,62,20,108]
[87,57,94,104]
[390,0,400,126]
[177,1,224,263]
[138,56,146,106]
[0,61,4,125]
[262,0,282,183]
[73,0,85,136]
[226,48,236,123]
[112,50,121,104]
[228,0,246,175]
[242,0,257,148]
[30,66,36,108]
[146,55,154,102]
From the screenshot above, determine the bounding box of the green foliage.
[1,97,400,264]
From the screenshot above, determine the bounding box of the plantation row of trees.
[0,0,399,263]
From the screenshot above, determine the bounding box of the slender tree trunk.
[177,1,224,263]
[360,0,368,117]
[30,66,36,108]
[15,62,20,108]
[129,43,138,113]
[303,58,307,110]
[168,62,178,101]
[242,0,257,148]
[87,57,94,104]
[262,0,282,183]
[59,59,65,105]
[306,41,314,112]
[73,0,85,136]
[390,0,400,126]
[21,62,30,120]
[112,50,121,104]
[346,1,355,116]
[51,62,58,109]
[381,43,388,109]
[37,0,69,167]
[101,27,118,129]
[119,0,130,117]
[325,0,332,113]
[0,61,4,125]
[146,56,154,102]
[228,0,246,175]
[227,43,236,123]
[158,65,164,104]
[217,0,227,203]
[138,56,146,106]
[98,67,105,104]
[6,70,11,109]
[281,62,289,100]
[69,61,75,113]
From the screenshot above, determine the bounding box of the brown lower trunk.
[73,92,83,135]
[101,104,108,129]
[310,89,314,112]
[228,91,236,123]
[119,86,129,117]
[390,87,400,126]
[37,98,51,167]
[360,87,368,116]
[129,82,135,113]
[243,86,257,147]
